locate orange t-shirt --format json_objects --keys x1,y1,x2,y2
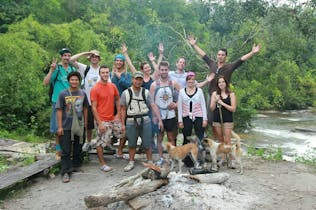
[{"x1": 90, "y1": 82, "x2": 119, "y2": 121}]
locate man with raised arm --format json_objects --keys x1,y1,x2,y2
[{"x1": 188, "y1": 35, "x2": 260, "y2": 126}]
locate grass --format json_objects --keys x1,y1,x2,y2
[
  {"x1": 294, "y1": 147, "x2": 316, "y2": 168},
  {"x1": 0, "y1": 154, "x2": 36, "y2": 173},
  {"x1": 247, "y1": 144, "x2": 316, "y2": 168},
  {"x1": 247, "y1": 145, "x2": 283, "y2": 161},
  {"x1": 0, "y1": 129, "x2": 49, "y2": 143}
]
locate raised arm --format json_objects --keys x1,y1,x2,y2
[
  {"x1": 43, "y1": 58, "x2": 57, "y2": 86},
  {"x1": 70, "y1": 51, "x2": 91, "y2": 62},
  {"x1": 122, "y1": 43, "x2": 137, "y2": 74},
  {"x1": 148, "y1": 52, "x2": 160, "y2": 80},
  {"x1": 188, "y1": 35, "x2": 207, "y2": 57},
  {"x1": 157, "y1": 43, "x2": 164, "y2": 65},
  {"x1": 240, "y1": 43, "x2": 261, "y2": 61},
  {"x1": 197, "y1": 73, "x2": 215, "y2": 88}
]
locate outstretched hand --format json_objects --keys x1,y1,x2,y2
[
  {"x1": 206, "y1": 73, "x2": 215, "y2": 82},
  {"x1": 252, "y1": 43, "x2": 261, "y2": 54},
  {"x1": 121, "y1": 43, "x2": 128, "y2": 54},
  {"x1": 188, "y1": 35, "x2": 197, "y2": 46},
  {"x1": 158, "y1": 43, "x2": 164, "y2": 54},
  {"x1": 148, "y1": 52, "x2": 155, "y2": 61}
]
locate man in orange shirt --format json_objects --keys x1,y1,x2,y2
[{"x1": 90, "y1": 65, "x2": 124, "y2": 172}]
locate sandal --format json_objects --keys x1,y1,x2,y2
[
  {"x1": 113, "y1": 154, "x2": 129, "y2": 160},
  {"x1": 100, "y1": 165, "x2": 112, "y2": 172},
  {"x1": 62, "y1": 173, "x2": 70, "y2": 183}
]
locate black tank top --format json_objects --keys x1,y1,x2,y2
[{"x1": 213, "y1": 95, "x2": 233, "y2": 123}]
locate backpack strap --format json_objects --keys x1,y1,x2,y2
[
  {"x1": 154, "y1": 79, "x2": 174, "y2": 102},
  {"x1": 127, "y1": 87, "x2": 133, "y2": 109},
  {"x1": 84, "y1": 65, "x2": 90, "y2": 78},
  {"x1": 52, "y1": 65, "x2": 61, "y2": 85}
]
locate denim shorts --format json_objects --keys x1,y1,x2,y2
[
  {"x1": 50, "y1": 103, "x2": 58, "y2": 134},
  {"x1": 126, "y1": 120, "x2": 152, "y2": 148}
]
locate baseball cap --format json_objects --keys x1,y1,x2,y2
[
  {"x1": 59, "y1": 48, "x2": 72, "y2": 55},
  {"x1": 133, "y1": 71, "x2": 144, "y2": 79}
]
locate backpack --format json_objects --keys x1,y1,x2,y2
[
  {"x1": 48, "y1": 64, "x2": 76, "y2": 102},
  {"x1": 127, "y1": 87, "x2": 147, "y2": 111},
  {"x1": 68, "y1": 88, "x2": 85, "y2": 143},
  {"x1": 153, "y1": 80, "x2": 178, "y2": 107},
  {"x1": 125, "y1": 87, "x2": 149, "y2": 133}
]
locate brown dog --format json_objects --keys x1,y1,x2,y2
[
  {"x1": 166, "y1": 142, "x2": 199, "y2": 173},
  {"x1": 202, "y1": 131, "x2": 243, "y2": 174}
]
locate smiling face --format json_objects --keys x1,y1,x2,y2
[
  {"x1": 99, "y1": 67, "x2": 110, "y2": 82},
  {"x1": 115, "y1": 58, "x2": 124, "y2": 69},
  {"x1": 69, "y1": 75, "x2": 80, "y2": 88},
  {"x1": 132, "y1": 77, "x2": 143, "y2": 89},
  {"x1": 159, "y1": 65, "x2": 169, "y2": 79},
  {"x1": 142, "y1": 63, "x2": 151, "y2": 75},
  {"x1": 217, "y1": 50, "x2": 227, "y2": 64},
  {"x1": 186, "y1": 75, "x2": 195, "y2": 88},
  {"x1": 90, "y1": 55, "x2": 100, "y2": 64},
  {"x1": 217, "y1": 77, "x2": 227, "y2": 90},
  {"x1": 176, "y1": 57, "x2": 186, "y2": 71},
  {"x1": 61, "y1": 53, "x2": 71, "y2": 65}
]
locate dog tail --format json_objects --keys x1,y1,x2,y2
[{"x1": 232, "y1": 130, "x2": 241, "y2": 149}]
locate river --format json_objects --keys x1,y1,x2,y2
[{"x1": 243, "y1": 109, "x2": 316, "y2": 161}]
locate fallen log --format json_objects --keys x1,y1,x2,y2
[
  {"x1": 184, "y1": 172, "x2": 230, "y2": 184},
  {"x1": 84, "y1": 179, "x2": 168, "y2": 208}
]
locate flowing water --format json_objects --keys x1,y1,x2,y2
[{"x1": 243, "y1": 109, "x2": 316, "y2": 160}]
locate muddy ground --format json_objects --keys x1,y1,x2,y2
[{"x1": 1, "y1": 153, "x2": 316, "y2": 210}]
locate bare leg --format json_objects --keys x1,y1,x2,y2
[
  {"x1": 166, "y1": 131, "x2": 175, "y2": 145},
  {"x1": 96, "y1": 146, "x2": 106, "y2": 166},
  {"x1": 128, "y1": 147, "x2": 136, "y2": 161},
  {"x1": 117, "y1": 137, "x2": 126, "y2": 156},
  {"x1": 157, "y1": 132, "x2": 164, "y2": 158},
  {"x1": 87, "y1": 129, "x2": 92, "y2": 143},
  {"x1": 145, "y1": 148, "x2": 152, "y2": 161}
]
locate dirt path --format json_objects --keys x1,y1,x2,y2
[{"x1": 1, "y1": 154, "x2": 315, "y2": 210}]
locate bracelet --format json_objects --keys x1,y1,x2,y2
[{"x1": 55, "y1": 144, "x2": 61, "y2": 151}]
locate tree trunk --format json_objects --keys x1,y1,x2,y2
[
  {"x1": 84, "y1": 179, "x2": 168, "y2": 208},
  {"x1": 184, "y1": 172, "x2": 230, "y2": 184}
]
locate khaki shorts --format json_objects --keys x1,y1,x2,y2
[
  {"x1": 212, "y1": 122, "x2": 234, "y2": 129},
  {"x1": 96, "y1": 121, "x2": 124, "y2": 147}
]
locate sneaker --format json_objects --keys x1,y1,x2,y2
[
  {"x1": 124, "y1": 161, "x2": 135, "y2": 172},
  {"x1": 156, "y1": 158, "x2": 164, "y2": 167},
  {"x1": 82, "y1": 142, "x2": 90, "y2": 152},
  {"x1": 100, "y1": 164, "x2": 113, "y2": 172},
  {"x1": 62, "y1": 173, "x2": 70, "y2": 183},
  {"x1": 147, "y1": 160, "x2": 154, "y2": 165}
]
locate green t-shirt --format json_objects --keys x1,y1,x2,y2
[{"x1": 50, "y1": 64, "x2": 76, "y2": 103}]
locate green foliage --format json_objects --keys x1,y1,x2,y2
[
  {"x1": 247, "y1": 145, "x2": 283, "y2": 161},
  {"x1": 0, "y1": 0, "x2": 315, "y2": 138},
  {"x1": 295, "y1": 147, "x2": 316, "y2": 168}
]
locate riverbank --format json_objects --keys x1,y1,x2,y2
[{"x1": 1, "y1": 154, "x2": 315, "y2": 210}]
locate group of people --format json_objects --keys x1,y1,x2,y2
[{"x1": 44, "y1": 36, "x2": 260, "y2": 183}]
